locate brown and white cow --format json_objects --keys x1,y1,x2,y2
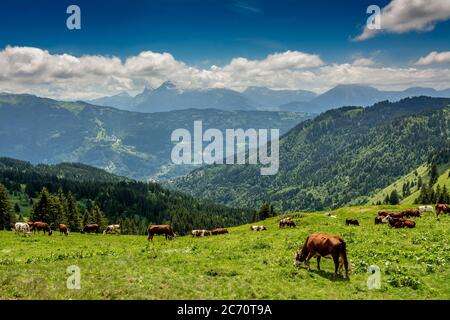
[
  {"x1": 294, "y1": 233, "x2": 349, "y2": 278},
  {"x1": 279, "y1": 218, "x2": 296, "y2": 228},
  {"x1": 14, "y1": 222, "x2": 31, "y2": 237},
  {"x1": 191, "y1": 229, "x2": 212, "y2": 237},
  {"x1": 211, "y1": 228, "x2": 229, "y2": 235},
  {"x1": 383, "y1": 216, "x2": 416, "y2": 228},
  {"x1": 103, "y1": 224, "x2": 121, "y2": 235},
  {"x1": 31, "y1": 222, "x2": 53, "y2": 236},
  {"x1": 435, "y1": 204, "x2": 450, "y2": 217},
  {"x1": 401, "y1": 209, "x2": 421, "y2": 218},
  {"x1": 250, "y1": 226, "x2": 267, "y2": 231},
  {"x1": 147, "y1": 225, "x2": 176, "y2": 240}
]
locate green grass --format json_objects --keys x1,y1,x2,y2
[
  {"x1": 368, "y1": 163, "x2": 450, "y2": 205},
  {"x1": 1, "y1": 205, "x2": 449, "y2": 300}
]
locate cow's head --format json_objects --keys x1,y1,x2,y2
[
  {"x1": 293, "y1": 250, "x2": 306, "y2": 267},
  {"x1": 48, "y1": 229, "x2": 53, "y2": 236}
]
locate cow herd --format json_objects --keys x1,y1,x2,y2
[{"x1": 9, "y1": 203, "x2": 449, "y2": 279}]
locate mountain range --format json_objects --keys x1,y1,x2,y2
[
  {"x1": 0, "y1": 94, "x2": 311, "y2": 180},
  {"x1": 173, "y1": 96, "x2": 450, "y2": 211},
  {"x1": 88, "y1": 82, "x2": 450, "y2": 114}
]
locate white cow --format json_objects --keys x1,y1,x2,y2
[
  {"x1": 250, "y1": 226, "x2": 267, "y2": 231},
  {"x1": 417, "y1": 205, "x2": 434, "y2": 213},
  {"x1": 14, "y1": 222, "x2": 31, "y2": 237},
  {"x1": 103, "y1": 224, "x2": 121, "y2": 235},
  {"x1": 191, "y1": 229, "x2": 212, "y2": 237}
]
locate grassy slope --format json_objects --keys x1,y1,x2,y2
[
  {"x1": 367, "y1": 163, "x2": 450, "y2": 205},
  {"x1": 1, "y1": 205, "x2": 449, "y2": 300}
]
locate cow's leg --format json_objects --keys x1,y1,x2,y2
[
  {"x1": 332, "y1": 254, "x2": 340, "y2": 277},
  {"x1": 305, "y1": 252, "x2": 315, "y2": 270},
  {"x1": 316, "y1": 256, "x2": 321, "y2": 271}
]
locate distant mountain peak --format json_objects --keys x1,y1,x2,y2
[{"x1": 157, "y1": 80, "x2": 177, "y2": 90}]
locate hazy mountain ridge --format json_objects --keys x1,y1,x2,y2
[
  {"x1": 0, "y1": 94, "x2": 311, "y2": 180},
  {"x1": 88, "y1": 83, "x2": 450, "y2": 114}
]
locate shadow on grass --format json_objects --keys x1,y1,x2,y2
[{"x1": 308, "y1": 269, "x2": 350, "y2": 282}]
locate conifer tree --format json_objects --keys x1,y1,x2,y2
[{"x1": 0, "y1": 183, "x2": 13, "y2": 230}]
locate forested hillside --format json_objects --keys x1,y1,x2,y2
[
  {"x1": 174, "y1": 97, "x2": 450, "y2": 211},
  {"x1": 0, "y1": 158, "x2": 253, "y2": 234},
  {"x1": 0, "y1": 94, "x2": 311, "y2": 180}
]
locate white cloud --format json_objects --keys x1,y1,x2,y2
[
  {"x1": 1, "y1": 46, "x2": 450, "y2": 99},
  {"x1": 415, "y1": 51, "x2": 450, "y2": 65},
  {"x1": 354, "y1": 0, "x2": 450, "y2": 41},
  {"x1": 352, "y1": 58, "x2": 375, "y2": 67}
]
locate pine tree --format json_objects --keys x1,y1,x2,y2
[
  {"x1": 91, "y1": 205, "x2": 107, "y2": 229},
  {"x1": 389, "y1": 190, "x2": 400, "y2": 205},
  {"x1": 14, "y1": 203, "x2": 21, "y2": 215},
  {"x1": 82, "y1": 209, "x2": 92, "y2": 226},
  {"x1": 429, "y1": 164, "x2": 439, "y2": 187},
  {"x1": 258, "y1": 203, "x2": 271, "y2": 220},
  {"x1": 418, "y1": 176, "x2": 423, "y2": 189},
  {"x1": 66, "y1": 192, "x2": 81, "y2": 231},
  {"x1": 0, "y1": 183, "x2": 13, "y2": 230},
  {"x1": 383, "y1": 194, "x2": 390, "y2": 205},
  {"x1": 31, "y1": 187, "x2": 52, "y2": 223}
]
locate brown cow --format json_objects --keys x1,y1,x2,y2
[
  {"x1": 147, "y1": 225, "x2": 176, "y2": 240},
  {"x1": 31, "y1": 222, "x2": 53, "y2": 236},
  {"x1": 345, "y1": 219, "x2": 359, "y2": 226},
  {"x1": 384, "y1": 216, "x2": 416, "y2": 228},
  {"x1": 211, "y1": 228, "x2": 229, "y2": 235},
  {"x1": 81, "y1": 224, "x2": 100, "y2": 234},
  {"x1": 294, "y1": 233, "x2": 348, "y2": 278},
  {"x1": 435, "y1": 204, "x2": 450, "y2": 217},
  {"x1": 374, "y1": 216, "x2": 384, "y2": 225},
  {"x1": 401, "y1": 209, "x2": 421, "y2": 218},
  {"x1": 58, "y1": 224, "x2": 69, "y2": 236}
]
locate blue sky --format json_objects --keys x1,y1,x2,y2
[
  {"x1": 1, "y1": 0, "x2": 448, "y2": 65},
  {"x1": 1, "y1": 0, "x2": 450, "y2": 99}
]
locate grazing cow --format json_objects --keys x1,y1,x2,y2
[
  {"x1": 211, "y1": 228, "x2": 229, "y2": 235},
  {"x1": 250, "y1": 226, "x2": 267, "y2": 231},
  {"x1": 103, "y1": 224, "x2": 121, "y2": 235},
  {"x1": 81, "y1": 224, "x2": 100, "y2": 234},
  {"x1": 384, "y1": 216, "x2": 416, "y2": 228},
  {"x1": 279, "y1": 218, "x2": 296, "y2": 228},
  {"x1": 58, "y1": 224, "x2": 69, "y2": 236},
  {"x1": 401, "y1": 209, "x2": 421, "y2": 218},
  {"x1": 147, "y1": 225, "x2": 176, "y2": 241},
  {"x1": 435, "y1": 204, "x2": 450, "y2": 217},
  {"x1": 377, "y1": 210, "x2": 394, "y2": 217},
  {"x1": 31, "y1": 222, "x2": 53, "y2": 235},
  {"x1": 345, "y1": 219, "x2": 359, "y2": 226},
  {"x1": 191, "y1": 229, "x2": 212, "y2": 237},
  {"x1": 294, "y1": 233, "x2": 349, "y2": 278},
  {"x1": 417, "y1": 205, "x2": 433, "y2": 213},
  {"x1": 14, "y1": 222, "x2": 31, "y2": 237}
]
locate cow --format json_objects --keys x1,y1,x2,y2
[
  {"x1": 294, "y1": 233, "x2": 349, "y2": 278},
  {"x1": 58, "y1": 224, "x2": 69, "y2": 236},
  {"x1": 279, "y1": 218, "x2": 296, "y2": 228},
  {"x1": 345, "y1": 219, "x2": 359, "y2": 226},
  {"x1": 435, "y1": 204, "x2": 450, "y2": 217},
  {"x1": 81, "y1": 224, "x2": 100, "y2": 234},
  {"x1": 401, "y1": 209, "x2": 421, "y2": 218},
  {"x1": 378, "y1": 210, "x2": 394, "y2": 217},
  {"x1": 211, "y1": 228, "x2": 229, "y2": 235},
  {"x1": 103, "y1": 224, "x2": 121, "y2": 235},
  {"x1": 383, "y1": 216, "x2": 416, "y2": 228},
  {"x1": 31, "y1": 222, "x2": 53, "y2": 235},
  {"x1": 417, "y1": 205, "x2": 433, "y2": 213},
  {"x1": 324, "y1": 212, "x2": 337, "y2": 218},
  {"x1": 250, "y1": 226, "x2": 267, "y2": 231},
  {"x1": 191, "y1": 229, "x2": 212, "y2": 237},
  {"x1": 14, "y1": 222, "x2": 31, "y2": 237},
  {"x1": 147, "y1": 225, "x2": 176, "y2": 241}
]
